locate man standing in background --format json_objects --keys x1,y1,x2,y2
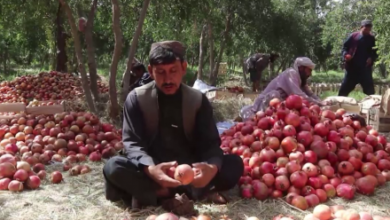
[
  {"x1": 338, "y1": 19, "x2": 378, "y2": 96},
  {"x1": 245, "y1": 53, "x2": 279, "y2": 92}
]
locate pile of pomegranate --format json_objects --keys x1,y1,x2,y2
[
  {"x1": 220, "y1": 95, "x2": 390, "y2": 210},
  {"x1": 0, "y1": 111, "x2": 123, "y2": 191},
  {"x1": 144, "y1": 213, "x2": 254, "y2": 220},
  {"x1": 275, "y1": 204, "x2": 390, "y2": 220},
  {"x1": 0, "y1": 71, "x2": 108, "y2": 104}
]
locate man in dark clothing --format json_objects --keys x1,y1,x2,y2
[
  {"x1": 246, "y1": 53, "x2": 279, "y2": 92},
  {"x1": 103, "y1": 40, "x2": 243, "y2": 212},
  {"x1": 338, "y1": 19, "x2": 378, "y2": 96},
  {"x1": 128, "y1": 63, "x2": 153, "y2": 92}
]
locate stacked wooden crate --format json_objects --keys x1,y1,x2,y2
[{"x1": 0, "y1": 100, "x2": 65, "y2": 118}]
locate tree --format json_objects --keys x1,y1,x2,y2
[
  {"x1": 197, "y1": 24, "x2": 207, "y2": 80},
  {"x1": 84, "y1": 0, "x2": 100, "y2": 102},
  {"x1": 59, "y1": 0, "x2": 96, "y2": 113},
  {"x1": 120, "y1": 0, "x2": 151, "y2": 103},
  {"x1": 55, "y1": 3, "x2": 69, "y2": 72},
  {"x1": 108, "y1": 0, "x2": 122, "y2": 120}
]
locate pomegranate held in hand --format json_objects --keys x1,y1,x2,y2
[{"x1": 174, "y1": 164, "x2": 194, "y2": 185}]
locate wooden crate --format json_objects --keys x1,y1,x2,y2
[
  {"x1": 218, "y1": 63, "x2": 228, "y2": 75},
  {"x1": 26, "y1": 100, "x2": 65, "y2": 115},
  {"x1": 367, "y1": 107, "x2": 390, "y2": 132},
  {"x1": 340, "y1": 103, "x2": 360, "y2": 114},
  {"x1": 206, "y1": 90, "x2": 237, "y2": 100},
  {"x1": 321, "y1": 104, "x2": 340, "y2": 112},
  {"x1": 242, "y1": 93, "x2": 259, "y2": 100},
  {"x1": 0, "y1": 103, "x2": 26, "y2": 113}
]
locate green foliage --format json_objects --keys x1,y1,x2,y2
[{"x1": 0, "y1": 0, "x2": 390, "y2": 82}]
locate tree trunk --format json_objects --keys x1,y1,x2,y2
[
  {"x1": 59, "y1": 0, "x2": 96, "y2": 113},
  {"x1": 210, "y1": 10, "x2": 233, "y2": 86},
  {"x1": 3, "y1": 48, "x2": 7, "y2": 75},
  {"x1": 109, "y1": 0, "x2": 123, "y2": 119},
  {"x1": 84, "y1": 0, "x2": 100, "y2": 102},
  {"x1": 197, "y1": 25, "x2": 207, "y2": 80},
  {"x1": 120, "y1": 0, "x2": 151, "y2": 103},
  {"x1": 55, "y1": 3, "x2": 68, "y2": 73},
  {"x1": 208, "y1": 22, "x2": 214, "y2": 81},
  {"x1": 241, "y1": 55, "x2": 249, "y2": 86}
]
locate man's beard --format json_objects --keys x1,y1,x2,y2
[{"x1": 299, "y1": 70, "x2": 308, "y2": 87}]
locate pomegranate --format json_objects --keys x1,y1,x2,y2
[
  {"x1": 286, "y1": 95, "x2": 303, "y2": 110},
  {"x1": 290, "y1": 171, "x2": 308, "y2": 188},
  {"x1": 377, "y1": 159, "x2": 390, "y2": 171},
  {"x1": 0, "y1": 178, "x2": 11, "y2": 190},
  {"x1": 252, "y1": 181, "x2": 269, "y2": 200},
  {"x1": 310, "y1": 140, "x2": 329, "y2": 159},
  {"x1": 361, "y1": 162, "x2": 378, "y2": 176},
  {"x1": 286, "y1": 161, "x2": 301, "y2": 174},
  {"x1": 261, "y1": 173, "x2": 275, "y2": 187},
  {"x1": 174, "y1": 164, "x2": 194, "y2": 185},
  {"x1": 302, "y1": 163, "x2": 318, "y2": 177},
  {"x1": 338, "y1": 162, "x2": 354, "y2": 175},
  {"x1": 323, "y1": 184, "x2": 336, "y2": 198},
  {"x1": 304, "y1": 150, "x2": 318, "y2": 164},
  {"x1": 13, "y1": 169, "x2": 28, "y2": 182},
  {"x1": 281, "y1": 137, "x2": 297, "y2": 154},
  {"x1": 26, "y1": 175, "x2": 41, "y2": 189},
  {"x1": 50, "y1": 171, "x2": 63, "y2": 184},
  {"x1": 291, "y1": 195, "x2": 308, "y2": 210},
  {"x1": 8, "y1": 180, "x2": 23, "y2": 192},
  {"x1": 321, "y1": 166, "x2": 334, "y2": 178},
  {"x1": 313, "y1": 205, "x2": 331, "y2": 220},
  {"x1": 259, "y1": 147, "x2": 276, "y2": 162},
  {"x1": 0, "y1": 162, "x2": 16, "y2": 178},
  {"x1": 308, "y1": 176, "x2": 322, "y2": 189},
  {"x1": 327, "y1": 130, "x2": 340, "y2": 144},
  {"x1": 275, "y1": 175, "x2": 290, "y2": 192},
  {"x1": 336, "y1": 183, "x2": 355, "y2": 200},
  {"x1": 355, "y1": 175, "x2": 377, "y2": 195},
  {"x1": 297, "y1": 131, "x2": 313, "y2": 147},
  {"x1": 285, "y1": 112, "x2": 301, "y2": 128},
  {"x1": 155, "y1": 213, "x2": 179, "y2": 220},
  {"x1": 305, "y1": 194, "x2": 320, "y2": 207},
  {"x1": 241, "y1": 184, "x2": 253, "y2": 198}
]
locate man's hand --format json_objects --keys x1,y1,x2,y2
[
  {"x1": 367, "y1": 58, "x2": 372, "y2": 66},
  {"x1": 191, "y1": 163, "x2": 218, "y2": 188},
  {"x1": 144, "y1": 162, "x2": 182, "y2": 188},
  {"x1": 345, "y1": 54, "x2": 352, "y2": 61}
]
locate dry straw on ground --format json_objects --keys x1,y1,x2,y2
[{"x1": 1, "y1": 160, "x2": 390, "y2": 220}]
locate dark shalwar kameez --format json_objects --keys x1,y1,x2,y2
[
  {"x1": 103, "y1": 87, "x2": 243, "y2": 206},
  {"x1": 338, "y1": 32, "x2": 378, "y2": 96}
]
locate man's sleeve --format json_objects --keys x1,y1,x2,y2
[
  {"x1": 194, "y1": 95, "x2": 223, "y2": 170},
  {"x1": 302, "y1": 85, "x2": 321, "y2": 101},
  {"x1": 122, "y1": 91, "x2": 155, "y2": 168},
  {"x1": 282, "y1": 71, "x2": 322, "y2": 105},
  {"x1": 341, "y1": 34, "x2": 353, "y2": 59},
  {"x1": 256, "y1": 54, "x2": 270, "y2": 72}
]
